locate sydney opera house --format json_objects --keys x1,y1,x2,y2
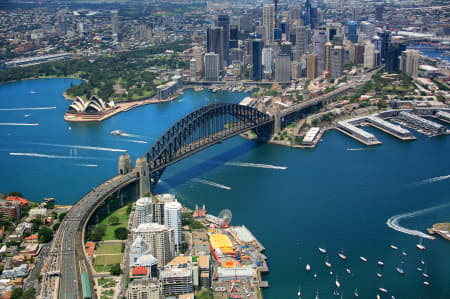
[{"x1": 67, "y1": 95, "x2": 116, "y2": 117}]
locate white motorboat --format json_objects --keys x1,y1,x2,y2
[{"x1": 360, "y1": 256, "x2": 367, "y2": 262}]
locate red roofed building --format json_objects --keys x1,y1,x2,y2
[
  {"x1": 194, "y1": 204, "x2": 206, "y2": 218},
  {"x1": 5, "y1": 196, "x2": 29, "y2": 206},
  {"x1": 130, "y1": 266, "x2": 148, "y2": 279},
  {"x1": 24, "y1": 234, "x2": 38, "y2": 243},
  {"x1": 85, "y1": 242, "x2": 96, "y2": 257}
]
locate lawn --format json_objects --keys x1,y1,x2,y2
[
  {"x1": 95, "y1": 243, "x2": 122, "y2": 255},
  {"x1": 94, "y1": 254, "x2": 122, "y2": 272},
  {"x1": 99, "y1": 205, "x2": 130, "y2": 240}
]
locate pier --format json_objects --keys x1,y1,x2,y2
[
  {"x1": 336, "y1": 120, "x2": 381, "y2": 146},
  {"x1": 365, "y1": 116, "x2": 416, "y2": 140}
]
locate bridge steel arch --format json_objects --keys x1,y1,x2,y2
[{"x1": 145, "y1": 103, "x2": 273, "y2": 190}]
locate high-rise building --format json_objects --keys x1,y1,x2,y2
[
  {"x1": 347, "y1": 21, "x2": 358, "y2": 43},
  {"x1": 217, "y1": 14, "x2": 230, "y2": 66},
  {"x1": 111, "y1": 10, "x2": 119, "y2": 41},
  {"x1": 353, "y1": 43, "x2": 365, "y2": 65},
  {"x1": 135, "y1": 197, "x2": 153, "y2": 227},
  {"x1": 204, "y1": 53, "x2": 220, "y2": 81},
  {"x1": 291, "y1": 61, "x2": 302, "y2": 79},
  {"x1": 230, "y1": 48, "x2": 244, "y2": 64},
  {"x1": 280, "y1": 41, "x2": 293, "y2": 57},
  {"x1": 330, "y1": 46, "x2": 344, "y2": 78},
  {"x1": 241, "y1": 12, "x2": 253, "y2": 32},
  {"x1": 207, "y1": 26, "x2": 224, "y2": 70},
  {"x1": 262, "y1": 47, "x2": 274, "y2": 73},
  {"x1": 294, "y1": 26, "x2": 308, "y2": 60},
  {"x1": 263, "y1": 4, "x2": 275, "y2": 44},
  {"x1": 307, "y1": 54, "x2": 318, "y2": 80},
  {"x1": 164, "y1": 201, "x2": 182, "y2": 250},
  {"x1": 275, "y1": 54, "x2": 291, "y2": 82},
  {"x1": 133, "y1": 223, "x2": 175, "y2": 267},
  {"x1": 229, "y1": 25, "x2": 238, "y2": 49},
  {"x1": 385, "y1": 42, "x2": 406, "y2": 72},
  {"x1": 360, "y1": 21, "x2": 375, "y2": 40},
  {"x1": 352, "y1": 7, "x2": 361, "y2": 23},
  {"x1": 364, "y1": 42, "x2": 375, "y2": 69},
  {"x1": 326, "y1": 23, "x2": 340, "y2": 43},
  {"x1": 400, "y1": 50, "x2": 420, "y2": 78},
  {"x1": 189, "y1": 58, "x2": 197, "y2": 80},
  {"x1": 252, "y1": 39, "x2": 263, "y2": 81},
  {"x1": 127, "y1": 278, "x2": 162, "y2": 299},
  {"x1": 151, "y1": 194, "x2": 177, "y2": 225},
  {"x1": 375, "y1": 6, "x2": 384, "y2": 22},
  {"x1": 160, "y1": 257, "x2": 194, "y2": 296},
  {"x1": 313, "y1": 29, "x2": 327, "y2": 75},
  {"x1": 138, "y1": 24, "x2": 152, "y2": 42},
  {"x1": 324, "y1": 42, "x2": 332, "y2": 72}
]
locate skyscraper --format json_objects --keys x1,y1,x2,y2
[
  {"x1": 385, "y1": 42, "x2": 406, "y2": 72},
  {"x1": 275, "y1": 54, "x2": 291, "y2": 82},
  {"x1": 111, "y1": 10, "x2": 119, "y2": 41},
  {"x1": 217, "y1": 14, "x2": 230, "y2": 66},
  {"x1": 204, "y1": 53, "x2": 220, "y2": 81},
  {"x1": 133, "y1": 223, "x2": 175, "y2": 267},
  {"x1": 263, "y1": 4, "x2": 275, "y2": 44},
  {"x1": 262, "y1": 47, "x2": 274, "y2": 73},
  {"x1": 207, "y1": 26, "x2": 224, "y2": 70},
  {"x1": 330, "y1": 46, "x2": 344, "y2": 78},
  {"x1": 252, "y1": 39, "x2": 263, "y2": 81},
  {"x1": 307, "y1": 54, "x2": 318, "y2": 80},
  {"x1": 375, "y1": 6, "x2": 384, "y2": 22},
  {"x1": 347, "y1": 21, "x2": 358, "y2": 43},
  {"x1": 229, "y1": 25, "x2": 238, "y2": 49},
  {"x1": 164, "y1": 201, "x2": 182, "y2": 251},
  {"x1": 294, "y1": 26, "x2": 308, "y2": 60},
  {"x1": 241, "y1": 12, "x2": 253, "y2": 32},
  {"x1": 364, "y1": 42, "x2": 375, "y2": 69},
  {"x1": 324, "y1": 41, "x2": 332, "y2": 72},
  {"x1": 135, "y1": 197, "x2": 153, "y2": 227},
  {"x1": 400, "y1": 50, "x2": 420, "y2": 78},
  {"x1": 313, "y1": 29, "x2": 327, "y2": 75}
]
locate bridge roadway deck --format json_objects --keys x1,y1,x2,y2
[{"x1": 40, "y1": 172, "x2": 138, "y2": 299}]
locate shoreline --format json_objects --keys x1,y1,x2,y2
[{"x1": 0, "y1": 75, "x2": 86, "y2": 86}]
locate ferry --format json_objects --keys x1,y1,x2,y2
[
  {"x1": 424, "y1": 281, "x2": 430, "y2": 286},
  {"x1": 378, "y1": 261, "x2": 384, "y2": 267},
  {"x1": 111, "y1": 130, "x2": 123, "y2": 136},
  {"x1": 319, "y1": 247, "x2": 327, "y2": 254},
  {"x1": 360, "y1": 256, "x2": 368, "y2": 262},
  {"x1": 306, "y1": 264, "x2": 311, "y2": 272},
  {"x1": 390, "y1": 244, "x2": 399, "y2": 250},
  {"x1": 396, "y1": 267, "x2": 405, "y2": 274},
  {"x1": 379, "y1": 288, "x2": 388, "y2": 293}
]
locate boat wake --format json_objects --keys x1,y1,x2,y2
[
  {"x1": 346, "y1": 148, "x2": 365, "y2": 151},
  {"x1": 124, "y1": 139, "x2": 148, "y2": 144},
  {"x1": 386, "y1": 203, "x2": 450, "y2": 240},
  {"x1": 413, "y1": 174, "x2": 450, "y2": 186},
  {"x1": 225, "y1": 162, "x2": 288, "y2": 170},
  {"x1": 34, "y1": 142, "x2": 127, "y2": 153},
  {"x1": 9, "y1": 152, "x2": 95, "y2": 160},
  {"x1": 0, "y1": 123, "x2": 39, "y2": 126},
  {"x1": 0, "y1": 107, "x2": 56, "y2": 111},
  {"x1": 77, "y1": 164, "x2": 98, "y2": 167},
  {"x1": 121, "y1": 133, "x2": 146, "y2": 138},
  {"x1": 192, "y1": 178, "x2": 231, "y2": 190}
]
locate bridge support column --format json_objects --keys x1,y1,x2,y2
[
  {"x1": 119, "y1": 191, "x2": 124, "y2": 207},
  {"x1": 273, "y1": 105, "x2": 281, "y2": 135},
  {"x1": 106, "y1": 202, "x2": 110, "y2": 215},
  {"x1": 136, "y1": 157, "x2": 151, "y2": 198},
  {"x1": 96, "y1": 215, "x2": 99, "y2": 224}
]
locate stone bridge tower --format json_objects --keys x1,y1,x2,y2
[
  {"x1": 136, "y1": 156, "x2": 151, "y2": 197},
  {"x1": 118, "y1": 153, "x2": 132, "y2": 175}
]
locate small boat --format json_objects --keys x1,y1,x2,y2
[
  {"x1": 338, "y1": 253, "x2": 347, "y2": 260},
  {"x1": 68, "y1": 126, "x2": 72, "y2": 131},
  {"x1": 360, "y1": 256, "x2": 367, "y2": 262},
  {"x1": 402, "y1": 251, "x2": 407, "y2": 256},
  {"x1": 377, "y1": 273, "x2": 383, "y2": 278},
  {"x1": 306, "y1": 264, "x2": 311, "y2": 272},
  {"x1": 396, "y1": 267, "x2": 405, "y2": 274},
  {"x1": 379, "y1": 288, "x2": 388, "y2": 293},
  {"x1": 111, "y1": 130, "x2": 123, "y2": 136},
  {"x1": 325, "y1": 261, "x2": 331, "y2": 268},
  {"x1": 315, "y1": 289, "x2": 319, "y2": 299},
  {"x1": 24, "y1": 114, "x2": 30, "y2": 118},
  {"x1": 297, "y1": 287, "x2": 301, "y2": 297},
  {"x1": 29, "y1": 89, "x2": 37, "y2": 94},
  {"x1": 416, "y1": 238, "x2": 426, "y2": 250},
  {"x1": 319, "y1": 247, "x2": 327, "y2": 254},
  {"x1": 422, "y1": 271, "x2": 429, "y2": 278},
  {"x1": 333, "y1": 290, "x2": 340, "y2": 296},
  {"x1": 335, "y1": 276, "x2": 341, "y2": 288},
  {"x1": 390, "y1": 244, "x2": 399, "y2": 250},
  {"x1": 313, "y1": 273, "x2": 317, "y2": 278},
  {"x1": 378, "y1": 261, "x2": 384, "y2": 267},
  {"x1": 421, "y1": 260, "x2": 425, "y2": 265},
  {"x1": 424, "y1": 281, "x2": 430, "y2": 286},
  {"x1": 354, "y1": 288, "x2": 359, "y2": 297},
  {"x1": 346, "y1": 268, "x2": 351, "y2": 275},
  {"x1": 178, "y1": 99, "x2": 184, "y2": 102},
  {"x1": 330, "y1": 271, "x2": 333, "y2": 275},
  {"x1": 377, "y1": 295, "x2": 381, "y2": 299}
]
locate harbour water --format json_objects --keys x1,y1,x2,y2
[{"x1": 0, "y1": 78, "x2": 449, "y2": 298}]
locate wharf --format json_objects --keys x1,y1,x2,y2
[
  {"x1": 365, "y1": 122, "x2": 416, "y2": 141},
  {"x1": 431, "y1": 223, "x2": 450, "y2": 241},
  {"x1": 335, "y1": 127, "x2": 382, "y2": 146}
]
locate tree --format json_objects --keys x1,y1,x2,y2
[
  {"x1": 22, "y1": 288, "x2": 35, "y2": 298},
  {"x1": 11, "y1": 288, "x2": 23, "y2": 299},
  {"x1": 110, "y1": 263, "x2": 121, "y2": 275},
  {"x1": 114, "y1": 227, "x2": 129, "y2": 240},
  {"x1": 58, "y1": 212, "x2": 67, "y2": 222},
  {"x1": 38, "y1": 227, "x2": 53, "y2": 243},
  {"x1": 108, "y1": 215, "x2": 120, "y2": 225},
  {"x1": 8, "y1": 191, "x2": 23, "y2": 197}
]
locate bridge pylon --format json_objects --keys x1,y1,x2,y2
[{"x1": 136, "y1": 156, "x2": 151, "y2": 197}]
